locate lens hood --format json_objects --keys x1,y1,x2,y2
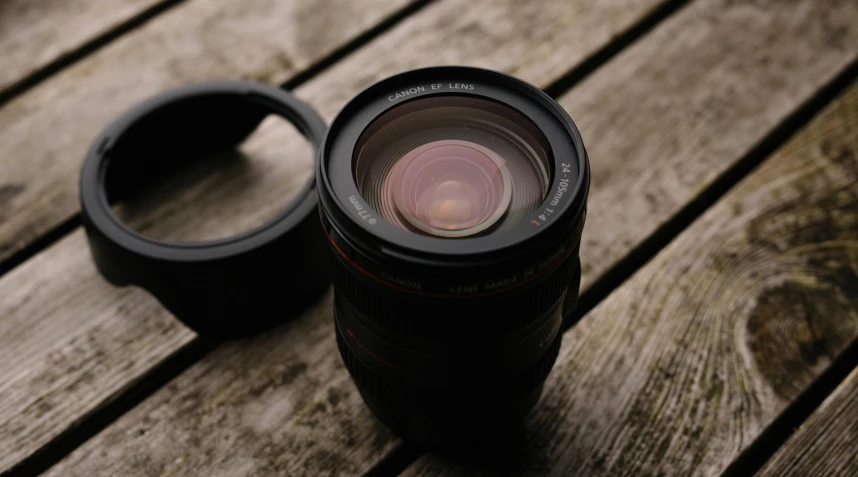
[{"x1": 80, "y1": 81, "x2": 329, "y2": 338}]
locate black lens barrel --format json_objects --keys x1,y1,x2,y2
[
  {"x1": 318, "y1": 66, "x2": 589, "y2": 444},
  {"x1": 325, "y1": 217, "x2": 583, "y2": 339}
]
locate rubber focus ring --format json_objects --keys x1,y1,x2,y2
[
  {"x1": 328, "y1": 244, "x2": 580, "y2": 338},
  {"x1": 335, "y1": 318, "x2": 563, "y2": 409},
  {"x1": 80, "y1": 81, "x2": 330, "y2": 338}
]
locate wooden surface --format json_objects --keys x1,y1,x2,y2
[
  {"x1": 407, "y1": 46, "x2": 858, "y2": 477},
  {"x1": 758, "y1": 365, "x2": 858, "y2": 477},
  {"x1": 0, "y1": 0, "x2": 417, "y2": 471},
  {"x1": 21, "y1": 0, "x2": 681, "y2": 474},
  {"x1": 0, "y1": 0, "x2": 170, "y2": 95},
  {"x1": 1, "y1": 0, "x2": 858, "y2": 475},
  {"x1": 549, "y1": 0, "x2": 858, "y2": 291},
  {"x1": 115, "y1": 0, "x2": 675, "y2": 244},
  {"x1": 39, "y1": 0, "x2": 858, "y2": 475},
  {"x1": 0, "y1": 0, "x2": 414, "y2": 264},
  {"x1": 0, "y1": 0, "x2": 675, "y2": 472}
]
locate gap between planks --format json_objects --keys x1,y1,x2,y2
[
  {"x1": 0, "y1": 0, "x2": 187, "y2": 107},
  {"x1": 0, "y1": 0, "x2": 692, "y2": 475},
  {"x1": 406, "y1": 49, "x2": 858, "y2": 477},
  {"x1": 33, "y1": 0, "x2": 858, "y2": 476},
  {"x1": 0, "y1": 0, "x2": 430, "y2": 474},
  {"x1": 401, "y1": 49, "x2": 858, "y2": 477},
  {"x1": 756, "y1": 342, "x2": 858, "y2": 477},
  {"x1": 0, "y1": 0, "x2": 437, "y2": 281},
  {"x1": 711, "y1": 67, "x2": 858, "y2": 477},
  {"x1": 734, "y1": 336, "x2": 858, "y2": 477}
]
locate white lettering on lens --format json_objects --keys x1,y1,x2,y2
[
  {"x1": 448, "y1": 83, "x2": 475, "y2": 90},
  {"x1": 484, "y1": 276, "x2": 517, "y2": 291},
  {"x1": 450, "y1": 284, "x2": 480, "y2": 294},
  {"x1": 537, "y1": 245, "x2": 566, "y2": 270},
  {"x1": 381, "y1": 271, "x2": 422, "y2": 290},
  {"x1": 388, "y1": 85, "x2": 426, "y2": 101},
  {"x1": 349, "y1": 195, "x2": 377, "y2": 225},
  {"x1": 550, "y1": 178, "x2": 569, "y2": 206}
]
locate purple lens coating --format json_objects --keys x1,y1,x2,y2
[
  {"x1": 383, "y1": 140, "x2": 512, "y2": 237},
  {"x1": 354, "y1": 96, "x2": 551, "y2": 238}
]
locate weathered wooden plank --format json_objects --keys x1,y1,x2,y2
[
  {"x1": 406, "y1": 34, "x2": 858, "y2": 477},
  {"x1": 0, "y1": 0, "x2": 416, "y2": 265},
  {"x1": 0, "y1": 0, "x2": 171, "y2": 96},
  {"x1": 42, "y1": 0, "x2": 858, "y2": 476},
  {"x1": 567, "y1": 0, "x2": 858, "y2": 292},
  {"x1": 0, "y1": 0, "x2": 421, "y2": 471},
  {"x1": 757, "y1": 364, "x2": 858, "y2": 477},
  {"x1": 3, "y1": 0, "x2": 684, "y2": 475}
]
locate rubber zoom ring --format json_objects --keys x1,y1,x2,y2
[
  {"x1": 335, "y1": 319, "x2": 563, "y2": 408},
  {"x1": 329, "y1": 245, "x2": 580, "y2": 338}
]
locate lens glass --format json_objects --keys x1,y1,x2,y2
[{"x1": 354, "y1": 96, "x2": 551, "y2": 238}]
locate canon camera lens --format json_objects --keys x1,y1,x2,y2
[{"x1": 318, "y1": 66, "x2": 589, "y2": 444}]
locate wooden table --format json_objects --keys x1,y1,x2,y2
[{"x1": 1, "y1": 0, "x2": 857, "y2": 475}]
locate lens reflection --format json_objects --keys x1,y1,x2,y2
[
  {"x1": 383, "y1": 140, "x2": 512, "y2": 237},
  {"x1": 354, "y1": 96, "x2": 551, "y2": 238}
]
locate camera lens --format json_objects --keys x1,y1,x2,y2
[
  {"x1": 354, "y1": 96, "x2": 552, "y2": 238},
  {"x1": 318, "y1": 67, "x2": 589, "y2": 445}
]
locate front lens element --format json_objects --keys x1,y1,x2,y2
[
  {"x1": 354, "y1": 96, "x2": 551, "y2": 237},
  {"x1": 384, "y1": 139, "x2": 512, "y2": 237}
]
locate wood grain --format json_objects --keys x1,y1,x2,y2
[
  {"x1": 0, "y1": 0, "x2": 419, "y2": 471},
  {"x1": 40, "y1": 0, "x2": 858, "y2": 476},
  {"x1": 0, "y1": 0, "x2": 414, "y2": 264},
  {"x1": 406, "y1": 35, "x2": 858, "y2": 477},
  {"x1": 757, "y1": 364, "x2": 858, "y2": 477},
  {"x1": 565, "y1": 0, "x2": 858, "y2": 292},
  {"x1": 0, "y1": 0, "x2": 170, "y2": 96},
  {"x1": 7, "y1": 0, "x2": 686, "y2": 475}
]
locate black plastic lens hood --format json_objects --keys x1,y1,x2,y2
[{"x1": 80, "y1": 81, "x2": 330, "y2": 338}]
